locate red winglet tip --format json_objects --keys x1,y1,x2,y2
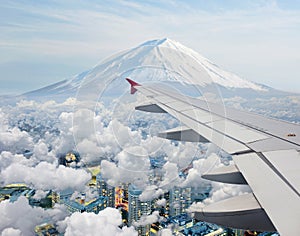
[
  {"x1": 126, "y1": 78, "x2": 140, "y2": 94},
  {"x1": 126, "y1": 78, "x2": 141, "y2": 86}
]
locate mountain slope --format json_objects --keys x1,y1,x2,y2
[{"x1": 23, "y1": 38, "x2": 268, "y2": 100}]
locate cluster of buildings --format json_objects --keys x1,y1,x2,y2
[
  {"x1": 0, "y1": 184, "x2": 53, "y2": 208},
  {"x1": 0, "y1": 153, "x2": 280, "y2": 236}
]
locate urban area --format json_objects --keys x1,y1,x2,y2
[{"x1": 0, "y1": 151, "x2": 280, "y2": 236}]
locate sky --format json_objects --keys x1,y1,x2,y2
[{"x1": 0, "y1": 0, "x2": 300, "y2": 94}]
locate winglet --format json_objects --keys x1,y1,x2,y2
[{"x1": 126, "y1": 78, "x2": 141, "y2": 94}]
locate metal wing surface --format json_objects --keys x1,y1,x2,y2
[{"x1": 126, "y1": 78, "x2": 300, "y2": 235}]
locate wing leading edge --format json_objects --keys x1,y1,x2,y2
[{"x1": 126, "y1": 78, "x2": 300, "y2": 235}]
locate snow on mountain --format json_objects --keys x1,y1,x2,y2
[
  {"x1": 24, "y1": 38, "x2": 266, "y2": 100},
  {"x1": 139, "y1": 38, "x2": 264, "y2": 90}
]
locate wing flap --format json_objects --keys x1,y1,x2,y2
[
  {"x1": 262, "y1": 149, "x2": 300, "y2": 194},
  {"x1": 158, "y1": 126, "x2": 209, "y2": 143},
  {"x1": 202, "y1": 164, "x2": 247, "y2": 185},
  {"x1": 247, "y1": 137, "x2": 300, "y2": 152},
  {"x1": 194, "y1": 193, "x2": 276, "y2": 232},
  {"x1": 233, "y1": 152, "x2": 300, "y2": 235},
  {"x1": 135, "y1": 103, "x2": 167, "y2": 113}
]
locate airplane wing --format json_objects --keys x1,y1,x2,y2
[{"x1": 126, "y1": 78, "x2": 300, "y2": 235}]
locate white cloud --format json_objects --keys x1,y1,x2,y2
[
  {"x1": 133, "y1": 211, "x2": 161, "y2": 227},
  {"x1": 180, "y1": 153, "x2": 220, "y2": 188},
  {"x1": 72, "y1": 109, "x2": 95, "y2": 142},
  {"x1": 156, "y1": 198, "x2": 166, "y2": 207},
  {"x1": 165, "y1": 142, "x2": 199, "y2": 169},
  {"x1": 0, "y1": 127, "x2": 33, "y2": 153},
  {"x1": 159, "y1": 162, "x2": 181, "y2": 190},
  {"x1": 32, "y1": 189, "x2": 48, "y2": 200},
  {"x1": 107, "y1": 119, "x2": 141, "y2": 151},
  {"x1": 59, "y1": 208, "x2": 137, "y2": 236},
  {"x1": 1, "y1": 162, "x2": 91, "y2": 192},
  {"x1": 100, "y1": 146, "x2": 150, "y2": 188},
  {"x1": 203, "y1": 182, "x2": 251, "y2": 205},
  {"x1": 76, "y1": 139, "x2": 102, "y2": 163},
  {"x1": 1, "y1": 228, "x2": 22, "y2": 236},
  {"x1": 187, "y1": 201, "x2": 205, "y2": 213},
  {"x1": 159, "y1": 228, "x2": 173, "y2": 236},
  {"x1": 0, "y1": 151, "x2": 30, "y2": 172},
  {"x1": 0, "y1": 197, "x2": 65, "y2": 236},
  {"x1": 32, "y1": 140, "x2": 56, "y2": 163},
  {"x1": 139, "y1": 185, "x2": 164, "y2": 202}
]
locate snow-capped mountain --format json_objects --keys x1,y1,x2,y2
[{"x1": 23, "y1": 38, "x2": 270, "y2": 100}]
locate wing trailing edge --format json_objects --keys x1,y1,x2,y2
[
  {"x1": 135, "y1": 103, "x2": 166, "y2": 113},
  {"x1": 202, "y1": 164, "x2": 247, "y2": 185},
  {"x1": 158, "y1": 126, "x2": 209, "y2": 143},
  {"x1": 194, "y1": 193, "x2": 276, "y2": 232}
]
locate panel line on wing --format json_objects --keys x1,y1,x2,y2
[
  {"x1": 143, "y1": 86, "x2": 300, "y2": 148},
  {"x1": 158, "y1": 103, "x2": 250, "y2": 154},
  {"x1": 257, "y1": 152, "x2": 300, "y2": 197}
]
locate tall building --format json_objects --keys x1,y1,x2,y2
[
  {"x1": 169, "y1": 187, "x2": 192, "y2": 217},
  {"x1": 97, "y1": 174, "x2": 115, "y2": 208},
  {"x1": 128, "y1": 184, "x2": 152, "y2": 236}
]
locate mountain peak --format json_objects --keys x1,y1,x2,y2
[{"x1": 139, "y1": 38, "x2": 183, "y2": 49}]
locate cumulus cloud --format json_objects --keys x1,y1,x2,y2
[
  {"x1": 0, "y1": 197, "x2": 66, "y2": 236},
  {"x1": 159, "y1": 228, "x2": 173, "y2": 236},
  {"x1": 133, "y1": 211, "x2": 161, "y2": 227},
  {"x1": 203, "y1": 182, "x2": 251, "y2": 205},
  {"x1": 165, "y1": 142, "x2": 200, "y2": 168},
  {"x1": 58, "y1": 208, "x2": 137, "y2": 236},
  {"x1": 156, "y1": 198, "x2": 166, "y2": 207},
  {"x1": 0, "y1": 152, "x2": 30, "y2": 172},
  {"x1": 32, "y1": 140, "x2": 56, "y2": 163},
  {"x1": 100, "y1": 145, "x2": 150, "y2": 188},
  {"x1": 72, "y1": 109, "x2": 96, "y2": 142},
  {"x1": 76, "y1": 139, "x2": 102, "y2": 164},
  {"x1": 107, "y1": 119, "x2": 141, "y2": 151},
  {"x1": 186, "y1": 201, "x2": 205, "y2": 213},
  {"x1": 159, "y1": 162, "x2": 181, "y2": 190},
  {"x1": 0, "y1": 127, "x2": 33, "y2": 154},
  {"x1": 180, "y1": 153, "x2": 220, "y2": 188},
  {"x1": 0, "y1": 109, "x2": 9, "y2": 132},
  {"x1": 32, "y1": 189, "x2": 48, "y2": 200},
  {"x1": 1, "y1": 162, "x2": 91, "y2": 192},
  {"x1": 1, "y1": 228, "x2": 22, "y2": 236},
  {"x1": 139, "y1": 185, "x2": 164, "y2": 202}
]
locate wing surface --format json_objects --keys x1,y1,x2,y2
[{"x1": 126, "y1": 78, "x2": 300, "y2": 235}]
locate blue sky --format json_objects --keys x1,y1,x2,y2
[{"x1": 1, "y1": 0, "x2": 300, "y2": 94}]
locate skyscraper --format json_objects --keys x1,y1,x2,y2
[
  {"x1": 128, "y1": 184, "x2": 152, "y2": 236},
  {"x1": 169, "y1": 187, "x2": 192, "y2": 217},
  {"x1": 97, "y1": 174, "x2": 115, "y2": 208}
]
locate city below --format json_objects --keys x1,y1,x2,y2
[{"x1": 0, "y1": 151, "x2": 280, "y2": 236}]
